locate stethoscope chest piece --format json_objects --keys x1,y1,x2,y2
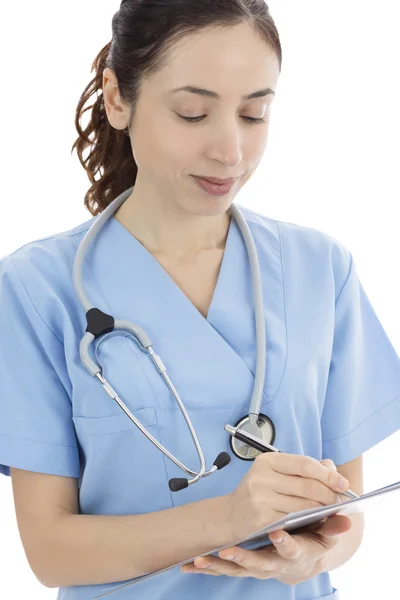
[{"x1": 230, "y1": 413, "x2": 276, "y2": 460}]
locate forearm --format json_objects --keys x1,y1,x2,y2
[
  {"x1": 38, "y1": 494, "x2": 236, "y2": 588},
  {"x1": 320, "y1": 513, "x2": 365, "y2": 572}
]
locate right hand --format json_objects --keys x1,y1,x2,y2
[{"x1": 226, "y1": 453, "x2": 350, "y2": 541}]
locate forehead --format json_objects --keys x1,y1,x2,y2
[{"x1": 152, "y1": 23, "x2": 280, "y2": 94}]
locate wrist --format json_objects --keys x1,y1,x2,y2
[
  {"x1": 223, "y1": 492, "x2": 262, "y2": 544},
  {"x1": 210, "y1": 494, "x2": 240, "y2": 548},
  {"x1": 223, "y1": 493, "x2": 239, "y2": 543},
  {"x1": 223, "y1": 492, "x2": 254, "y2": 544}
]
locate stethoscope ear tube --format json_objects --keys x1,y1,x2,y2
[{"x1": 81, "y1": 315, "x2": 231, "y2": 488}]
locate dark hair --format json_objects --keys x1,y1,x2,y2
[{"x1": 71, "y1": 0, "x2": 282, "y2": 216}]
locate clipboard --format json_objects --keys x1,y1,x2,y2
[{"x1": 94, "y1": 479, "x2": 400, "y2": 598}]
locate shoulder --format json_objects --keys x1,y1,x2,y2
[
  {"x1": 239, "y1": 204, "x2": 352, "y2": 295},
  {"x1": 0, "y1": 216, "x2": 96, "y2": 337},
  {"x1": 1, "y1": 215, "x2": 95, "y2": 281}
]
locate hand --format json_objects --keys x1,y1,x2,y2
[
  {"x1": 181, "y1": 513, "x2": 352, "y2": 584},
  {"x1": 227, "y1": 450, "x2": 350, "y2": 543}
]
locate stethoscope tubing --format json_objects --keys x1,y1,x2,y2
[{"x1": 72, "y1": 187, "x2": 267, "y2": 485}]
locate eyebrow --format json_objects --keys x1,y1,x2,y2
[{"x1": 169, "y1": 85, "x2": 275, "y2": 101}]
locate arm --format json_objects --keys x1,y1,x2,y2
[
  {"x1": 44, "y1": 495, "x2": 235, "y2": 588},
  {"x1": 10, "y1": 467, "x2": 236, "y2": 589},
  {"x1": 320, "y1": 455, "x2": 365, "y2": 572}
]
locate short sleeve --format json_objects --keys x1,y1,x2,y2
[
  {"x1": 0, "y1": 256, "x2": 80, "y2": 478},
  {"x1": 321, "y1": 251, "x2": 400, "y2": 465}
]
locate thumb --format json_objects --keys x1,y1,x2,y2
[{"x1": 318, "y1": 514, "x2": 353, "y2": 538}]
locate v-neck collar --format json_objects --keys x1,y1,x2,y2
[
  {"x1": 108, "y1": 210, "x2": 235, "y2": 325},
  {"x1": 80, "y1": 200, "x2": 287, "y2": 409}
]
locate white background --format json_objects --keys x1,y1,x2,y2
[{"x1": 1, "y1": 1, "x2": 399, "y2": 598}]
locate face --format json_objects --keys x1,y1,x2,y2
[{"x1": 103, "y1": 22, "x2": 280, "y2": 218}]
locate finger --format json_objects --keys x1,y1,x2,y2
[
  {"x1": 181, "y1": 566, "x2": 222, "y2": 576},
  {"x1": 270, "y1": 490, "x2": 331, "y2": 514},
  {"x1": 320, "y1": 460, "x2": 342, "y2": 503},
  {"x1": 268, "y1": 465, "x2": 348, "y2": 506},
  {"x1": 320, "y1": 460, "x2": 342, "y2": 507},
  {"x1": 320, "y1": 459, "x2": 337, "y2": 471},
  {"x1": 267, "y1": 453, "x2": 349, "y2": 494},
  {"x1": 304, "y1": 517, "x2": 329, "y2": 534},
  {"x1": 218, "y1": 544, "x2": 277, "y2": 561},
  {"x1": 181, "y1": 558, "x2": 222, "y2": 575},
  {"x1": 219, "y1": 547, "x2": 280, "y2": 573},
  {"x1": 318, "y1": 514, "x2": 352, "y2": 537},
  {"x1": 271, "y1": 475, "x2": 341, "y2": 508},
  {"x1": 193, "y1": 556, "x2": 245, "y2": 577},
  {"x1": 269, "y1": 531, "x2": 304, "y2": 561}
]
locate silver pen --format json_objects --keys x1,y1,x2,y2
[{"x1": 225, "y1": 424, "x2": 359, "y2": 500}]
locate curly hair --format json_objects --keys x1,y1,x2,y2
[{"x1": 71, "y1": 0, "x2": 282, "y2": 216}]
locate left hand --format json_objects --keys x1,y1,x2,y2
[{"x1": 181, "y1": 513, "x2": 352, "y2": 585}]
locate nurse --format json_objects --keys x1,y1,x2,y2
[{"x1": 1, "y1": 1, "x2": 400, "y2": 599}]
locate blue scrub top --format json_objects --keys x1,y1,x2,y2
[{"x1": 2, "y1": 196, "x2": 400, "y2": 600}]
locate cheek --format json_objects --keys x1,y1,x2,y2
[
  {"x1": 131, "y1": 109, "x2": 175, "y2": 163},
  {"x1": 165, "y1": 123, "x2": 200, "y2": 160},
  {"x1": 131, "y1": 128, "x2": 184, "y2": 181},
  {"x1": 250, "y1": 124, "x2": 271, "y2": 155}
]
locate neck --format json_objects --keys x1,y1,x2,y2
[{"x1": 113, "y1": 188, "x2": 232, "y2": 259}]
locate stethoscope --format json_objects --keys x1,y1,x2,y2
[{"x1": 72, "y1": 186, "x2": 276, "y2": 491}]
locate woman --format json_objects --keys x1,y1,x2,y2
[{"x1": 1, "y1": 1, "x2": 400, "y2": 599}]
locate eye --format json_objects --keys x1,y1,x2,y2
[{"x1": 178, "y1": 115, "x2": 266, "y2": 125}]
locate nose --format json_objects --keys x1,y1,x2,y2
[{"x1": 206, "y1": 121, "x2": 243, "y2": 167}]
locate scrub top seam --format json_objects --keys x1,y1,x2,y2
[
  {"x1": 7, "y1": 256, "x2": 65, "y2": 349},
  {"x1": 69, "y1": 228, "x2": 92, "y2": 238},
  {"x1": 149, "y1": 405, "x2": 250, "y2": 412},
  {"x1": 268, "y1": 220, "x2": 288, "y2": 406},
  {"x1": 334, "y1": 251, "x2": 353, "y2": 305},
  {"x1": 322, "y1": 392, "x2": 400, "y2": 442},
  {"x1": 4, "y1": 220, "x2": 94, "y2": 259},
  {"x1": 0, "y1": 429, "x2": 77, "y2": 448}
]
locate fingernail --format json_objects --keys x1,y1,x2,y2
[
  {"x1": 339, "y1": 478, "x2": 349, "y2": 490},
  {"x1": 224, "y1": 555, "x2": 234, "y2": 560},
  {"x1": 273, "y1": 536, "x2": 284, "y2": 544}
]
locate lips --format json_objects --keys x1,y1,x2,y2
[
  {"x1": 195, "y1": 176, "x2": 237, "y2": 185},
  {"x1": 191, "y1": 176, "x2": 236, "y2": 196}
]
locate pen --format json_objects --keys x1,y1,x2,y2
[{"x1": 224, "y1": 424, "x2": 359, "y2": 500}]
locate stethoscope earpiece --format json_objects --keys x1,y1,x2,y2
[{"x1": 168, "y1": 451, "x2": 232, "y2": 492}]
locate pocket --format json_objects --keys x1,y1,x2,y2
[
  {"x1": 73, "y1": 407, "x2": 157, "y2": 435},
  {"x1": 72, "y1": 407, "x2": 175, "y2": 514}
]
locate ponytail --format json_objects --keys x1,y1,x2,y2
[{"x1": 71, "y1": 41, "x2": 137, "y2": 216}]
